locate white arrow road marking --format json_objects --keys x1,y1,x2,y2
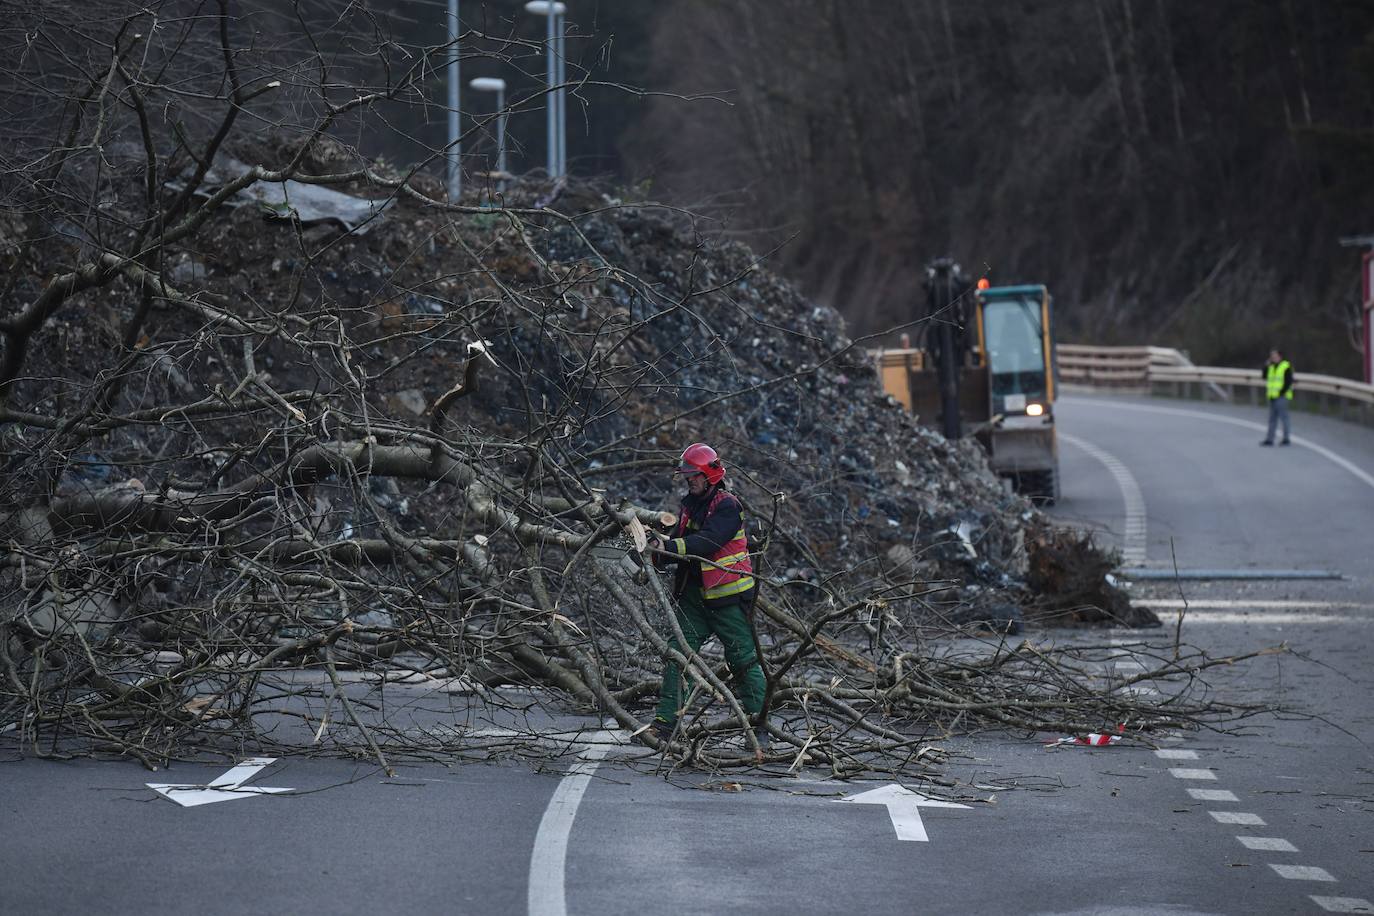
[
  {"x1": 836, "y1": 784, "x2": 970, "y2": 842},
  {"x1": 147, "y1": 757, "x2": 292, "y2": 808}
]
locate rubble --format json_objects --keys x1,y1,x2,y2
[
  {"x1": 1, "y1": 135, "x2": 1205, "y2": 776},
  {"x1": 218, "y1": 172, "x2": 1093, "y2": 621}
]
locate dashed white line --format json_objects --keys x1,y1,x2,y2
[
  {"x1": 1211, "y1": 811, "x2": 1265, "y2": 825},
  {"x1": 1237, "y1": 836, "x2": 1297, "y2": 852},
  {"x1": 1310, "y1": 896, "x2": 1374, "y2": 913},
  {"x1": 1169, "y1": 767, "x2": 1216, "y2": 780},
  {"x1": 1061, "y1": 433, "x2": 1147, "y2": 565},
  {"x1": 1155, "y1": 749, "x2": 1198, "y2": 760},
  {"x1": 1269, "y1": 864, "x2": 1336, "y2": 882},
  {"x1": 1188, "y1": 788, "x2": 1238, "y2": 801}
]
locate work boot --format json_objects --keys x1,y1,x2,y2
[{"x1": 752, "y1": 725, "x2": 771, "y2": 752}]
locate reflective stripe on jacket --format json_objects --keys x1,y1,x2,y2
[
  {"x1": 1266, "y1": 360, "x2": 1293, "y2": 400},
  {"x1": 668, "y1": 488, "x2": 755, "y2": 608}
]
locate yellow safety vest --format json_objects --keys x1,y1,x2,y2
[{"x1": 1266, "y1": 360, "x2": 1292, "y2": 400}]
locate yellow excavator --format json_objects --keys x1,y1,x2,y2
[{"x1": 874, "y1": 259, "x2": 1060, "y2": 502}]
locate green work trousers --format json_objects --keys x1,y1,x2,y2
[{"x1": 655, "y1": 583, "x2": 766, "y2": 723}]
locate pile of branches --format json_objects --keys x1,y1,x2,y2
[{"x1": 0, "y1": 2, "x2": 1267, "y2": 778}]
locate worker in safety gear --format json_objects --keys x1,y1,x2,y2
[
  {"x1": 645, "y1": 442, "x2": 768, "y2": 754},
  {"x1": 1260, "y1": 348, "x2": 1293, "y2": 446}
]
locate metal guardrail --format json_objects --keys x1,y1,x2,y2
[
  {"x1": 1058, "y1": 344, "x2": 1374, "y2": 421},
  {"x1": 1058, "y1": 344, "x2": 1193, "y2": 391}
]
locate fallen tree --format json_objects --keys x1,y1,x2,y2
[{"x1": 0, "y1": 1, "x2": 1264, "y2": 780}]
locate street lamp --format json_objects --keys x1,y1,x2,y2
[
  {"x1": 468, "y1": 77, "x2": 508, "y2": 189},
  {"x1": 446, "y1": 0, "x2": 461, "y2": 200},
  {"x1": 523, "y1": 1, "x2": 566, "y2": 179}
]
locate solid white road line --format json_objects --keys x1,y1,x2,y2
[
  {"x1": 1061, "y1": 433, "x2": 1148, "y2": 565},
  {"x1": 1155, "y1": 749, "x2": 1198, "y2": 760},
  {"x1": 1211, "y1": 811, "x2": 1265, "y2": 825},
  {"x1": 1310, "y1": 896, "x2": 1374, "y2": 913},
  {"x1": 1164, "y1": 612, "x2": 1373, "y2": 626},
  {"x1": 1147, "y1": 600, "x2": 1374, "y2": 610},
  {"x1": 1168, "y1": 768, "x2": 1216, "y2": 780},
  {"x1": 528, "y1": 731, "x2": 619, "y2": 916},
  {"x1": 1072, "y1": 400, "x2": 1374, "y2": 495},
  {"x1": 1188, "y1": 788, "x2": 1238, "y2": 801},
  {"x1": 1269, "y1": 864, "x2": 1336, "y2": 882},
  {"x1": 1237, "y1": 836, "x2": 1298, "y2": 852}
]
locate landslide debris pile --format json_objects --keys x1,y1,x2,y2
[{"x1": 2, "y1": 133, "x2": 1244, "y2": 777}]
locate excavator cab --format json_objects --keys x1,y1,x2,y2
[{"x1": 974, "y1": 284, "x2": 1059, "y2": 500}]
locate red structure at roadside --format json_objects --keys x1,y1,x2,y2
[
  {"x1": 1363, "y1": 250, "x2": 1374, "y2": 383},
  {"x1": 1340, "y1": 235, "x2": 1374, "y2": 383}
]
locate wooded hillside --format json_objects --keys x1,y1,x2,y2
[{"x1": 624, "y1": 1, "x2": 1374, "y2": 376}]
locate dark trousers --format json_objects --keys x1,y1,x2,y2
[{"x1": 1266, "y1": 397, "x2": 1291, "y2": 442}]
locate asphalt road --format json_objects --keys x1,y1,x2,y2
[{"x1": 3, "y1": 393, "x2": 1372, "y2": 916}]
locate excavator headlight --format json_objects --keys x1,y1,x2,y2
[{"x1": 1025, "y1": 403, "x2": 1045, "y2": 417}]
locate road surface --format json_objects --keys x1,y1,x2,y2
[{"x1": 3, "y1": 394, "x2": 1372, "y2": 915}]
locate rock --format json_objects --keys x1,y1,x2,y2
[
  {"x1": 171, "y1": 258, "x2": 207, "y2": 285},
  {"x1": 353, "y1": 609, "x2": 394, "y2": 628},
  {"x1": 883, "y1": 543, "x2": 919, "y2": 578},
  {"x1": 394, "y1": 389, "x2": 427, "y2": 415}
]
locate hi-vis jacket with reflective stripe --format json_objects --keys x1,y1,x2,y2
[
  {"x1": 1265, "y1": 359, "x2": 1293, "y2": 400},
  {"x1": 659, "y1": 486, "x2": 755, "y2": 608}
]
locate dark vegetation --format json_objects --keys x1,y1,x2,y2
[{"x1": 625, "y1": 1, "x2": 1374, "y2": 376}]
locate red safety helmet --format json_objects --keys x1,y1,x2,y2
[{"x1": 675, "y1": 442, "x2": 725, "y2": 485}]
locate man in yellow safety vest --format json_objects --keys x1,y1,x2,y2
[{"x1": 1260, "y1": 348, "x2": 1293, "y2": 446}]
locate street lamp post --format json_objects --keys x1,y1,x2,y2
[
  {"x1": 523, "y1": 1, "x2": 566, "y2": 178},
  {"x1": 446, "y1": 0, "x2": 461, "y2": 200},
  {"x1": 556, "y1": 6, "x2": 566, "y2": 176},
  {"x1": 468, "y1": 77, "x2": 508, "y2": 190}
]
